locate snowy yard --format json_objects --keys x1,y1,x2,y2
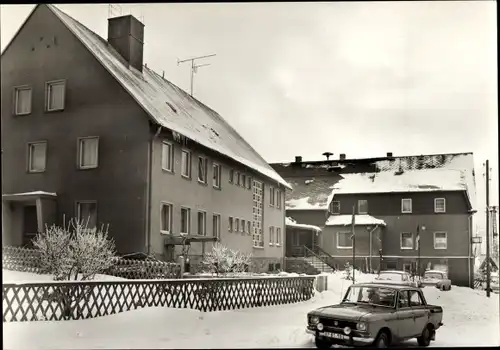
[{"x1": 3, "y1": 270, "x2": 499, "y2": 349}]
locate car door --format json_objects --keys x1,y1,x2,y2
[
  {"x1": 396, "y1": 290, "x2": 414, "y2": 340},
  {"x1": 409, "y1": 290, "x2": 429, "y2": 336}
]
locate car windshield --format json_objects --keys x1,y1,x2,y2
[
  {"x1": 378, "y1": 273, "x2": 402, "y2": 281},
  {"x1": 424, "y1": 272, "x2": 443, "y2": 279},
  {"x1": 342, "y1": 286, "x2": 396, "y2": 308}
]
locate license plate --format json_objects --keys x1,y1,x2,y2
[{"x1": 319, "y1": 332, "x2": 346, "y2": 340}]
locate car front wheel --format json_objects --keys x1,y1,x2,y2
[
  {"x1": 374, "y1": 331, "x2": 390, "y2": 348},
  {"x1": 314, "y1": 337, "x2": 331, "y2": 349}
]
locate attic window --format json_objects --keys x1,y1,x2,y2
[{"x1": 165, "y1": 101, "x2": 177, "y2": 113}]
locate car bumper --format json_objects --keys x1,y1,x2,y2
[{"x1": 306, "y1": 328, "x2": 375, "y2": 346}]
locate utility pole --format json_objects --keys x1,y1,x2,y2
[
  {"x1": 485, "y1": 160, "x2": 491, "y2": 298},
  {"x1": 351, "y1": 205, "x2": 356, "y2": 284},
  {"x1": 177, "y1": 54, "x2": 216, "y2": 97}
]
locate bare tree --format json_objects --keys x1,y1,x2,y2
[{"x1": 202, "y1": 243, "x2": 252, "y2": 276}]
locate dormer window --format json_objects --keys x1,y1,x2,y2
[{"x1": 330, "y1": 201, "x2": 340, "y2": 214}]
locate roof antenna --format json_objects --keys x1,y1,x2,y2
[
  {"x1": 177, "y1": 53, "x2": 216, "y2": 97},
  {"x1": 323, "y1": 152, "x2": 333, "y2": 160}
]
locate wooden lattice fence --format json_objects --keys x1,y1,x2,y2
[
  {"x1": 3, "y1": 276, "x2": 316, "y2": 322},
  {"x1": 2, "y1": 246, "x2": 44, "y2": 274}
]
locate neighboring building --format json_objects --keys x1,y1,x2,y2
[
  {"x1": 271, "y1": 152, "x2": 477, "y2": 286},
  {"x1": 1, "y1": 4, "x2": 290, "y2": 272}
]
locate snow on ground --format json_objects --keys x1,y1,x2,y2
[
  {"x1": 3, "y1": 270, "x2": 499, "y2": 349},
  {"x1": 2, "y1": 270, "x2": 126, "y2": 283}
]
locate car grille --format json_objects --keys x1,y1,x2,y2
[{"x1": 319, "y1": 318, "x2": 357, "y2": 329}]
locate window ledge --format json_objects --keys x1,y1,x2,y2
[
  {"x1": 401, "y1": 247, "x2": 414, "y2": 250},
  {"x1": 337, "y1": 246, "x2": 353, "y2": 250},
  {"x1": 181, "y1": 175, "x2": 192, "y2": 181},
  {"x1": 213, "y1": 185, "x2": 221, "y2": 190},
  {"x1": 15, "y1": 112, "x2": 31, "y2": 117},
  {"x1": 253, "y1": 246, "x2": 264, "y2": 250},
  {"x1": 46, "y1": 108, "x2": 65, "y2": 113},
  {"x1": 161, "y1": 168, "x2": 174, "y2": 174},
  {"x1": 160, "y1": 231, "x2": 171, "y2": 235},
  {"x1": 197, "y1": 180, "x2": 208, "y2": 186},
  {"x1": 27, "y1": 170, "x2": 46, "y2": 174},
  {"x1": 78, "y1": 166, "x2": 98, "y2": 170},
  {"x1": 434, "y1": 247, "x2": 447, "y2": 250},
  {"x1": 276, "y1": 244, "x2": 281, "y2": 247},
  {"x1": 401, "y1": 211, "x2": 412, "y2": 214}
]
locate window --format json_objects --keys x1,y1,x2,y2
[
  {"x1": 78, "y1": 137, "x2": 99, "y2": 169},
  {"x1": 228, "y1": 217, "x2": 233, "y2": 232},
  {"x1": 160, "y1": 203, "x2": 172, "y2": 234},
  {"x1": 197, "y1": 211, "x2": 206, "y2": 236},
  {"x1": 358, "y1": 199, "x2": 368, "y2": 214},
  {"x1": 197, "y1": 157, "x2": 207, "y2": 183},
  {"x1": 269, "y1": 187, "x2": 275, "y2": 206},
  {"x1": 276, "y1": 190, "x2": 282, "y2": 209},
  {"x1": 401, "y1": 198, "x2": 412, "y2": 213},
  {"x1": 27, "y1": 142, "x2": 47, "y2": 172},
  {"x1": 180, "y1": 207, "x2": 190, "y2": 234},
  {"x1": 403, "y1": 263, "x2": 412, "y2": 273},
  {"x1": 161, "y1": 142, "x2": 173, "y2": 172},
  {"x1": 235, "y1": 171, "x2": 240, "y2": 186},
  {"x1": 269, "y1": 227, "x2": 275, "y2": 245},
  {"x1": 434, "y1": 198, "x2": 446, "y2": 213},
  {"x1": 409, "y1": 290, "x2": 424, "y2": 307},
  {"x1": 46, "y1": 80, "x2": 65, "y2": 111},
  {"x1": 181, "y1": 150, "x2": 191, "y2": 178},
  {"x1": 337, "y1": 232, "x2": 352, "y2": 249},
  {"x1": 213, "y1": 163, "x2": 221, "y2": 188},
  {"x1": 276, "y1": 227, "x2": 282, "y2": 246},
  {"x1": 252, "y1": 180, "x2": 264, "y2": 248},
  {"x1": 330, "y1": 201, "x2": 340, "y2": 214},
  {"x1": 241, "y1": 174, "x2": 246, "y2": 188},
  {"x1": 398, "y1": 291, "x2": 410, "y2": 308},
  {"x1": 400, "y1": 232, "x2": 413, "y2": 250},
  {"x1": 14, "y1": 86, "x2": 32, "y2": 115},
  {"x1": 76, "y1": 201, "x2": 97, "y2": 232},
  {"x1": 212, "y1": 214, "x2": 221, "y2": 239},
  {"x1": 434, "y1": 232, "x2": 447, "y2": 249},
  {"x1": 247, "y1": 177, "x2": 252, "y2": 190},
  {"x1": 241, "y1": 219, "x2": 245, "y2": 233},
  {"x1": 235, "y1": 218, "x2": 240, "y2": 233},
  {"x1": 229, "y1": 169, "x2": 234, "y2": 183}
]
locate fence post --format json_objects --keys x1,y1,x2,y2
[{"x1": 178, "y1": 255, "x2": 185, "y2": 278}]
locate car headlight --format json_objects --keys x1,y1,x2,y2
[
  {"x1": 357, "y1": 322, "x2": 367, "y2": 331},
  {"x1": 310, "y1": 316, "x2": 320, "y2": 324}
]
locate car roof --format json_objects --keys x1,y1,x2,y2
[
  {"x1": 379, "y1": 270, "x2": 407, "y2": 274},
  {"x1": 424, "y1": 270, "x2": 447, "y2": 274},
  {"x1": 352, "y1": 283, "x2": 416, "y2": 290}
]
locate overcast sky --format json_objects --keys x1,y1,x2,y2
[{"x1": 1, "y1": 2, "x2": 497, "y2": 240}]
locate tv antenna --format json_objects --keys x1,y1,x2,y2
[
  {"x1": 107, "y1": 4, "x2": 122, "y2": 18},
  {"x1": 177, "y1": 53, "x2": 216, "y2": 97}
]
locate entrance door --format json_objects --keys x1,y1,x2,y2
[{"x1": 22, "y1": 205, "x2": 38, "y2": 247}]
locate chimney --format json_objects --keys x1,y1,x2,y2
[
  {"x1": 108, "y1": 15, "x2": 145, "y2": 72},
  {"x1": 295, "y1": 156, "x2": 302, "y2": 163},
  {"x1": 339, "y1": 153, "x2": 346, "y2": 160},
  {"x1": 387, "y1": 152, "x2": 393, "y2": 158}
]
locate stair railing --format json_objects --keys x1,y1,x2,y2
[
  {"x1": 312, "y1": 244, "x2": 337, "y2": 270},
  {"x1": 302, "y1": 245, "x2": 336, "y2": 273}
]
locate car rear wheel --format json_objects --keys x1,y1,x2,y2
[
  {"x1": 417, "y1": 326, "x2": 432, "y2": 347},
  {"x1": 314, "y1": 337, "x2": 331, "y2": 349},
  {"x1": 374, "y1": 331, "x2": 390, "y2": 348}
]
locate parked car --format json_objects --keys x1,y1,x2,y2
[
  {"x1": 373, "y1": 270, "x2": 421, "y2": 288},
  {"x1": 422, "y1": 270, "x2": 452, "y2": 291},
  {"x1": 306, "y1": 283, "x2": 443, "y2": 348}
]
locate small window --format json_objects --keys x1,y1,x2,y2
[
  {"x1": 235, "y1": 171, "x2": 240, "y2": 186},
  {"x1": 247, "y1": 177, "x2": 252, "y2": 190},
  {"x1": 330, "y1": 201, "x2": 340, "y2": 214},
  {"x1": 337, "y1": 232, "x2": 352, "y2": 249},
  {"x1": 400, "y1": 232, "x2": 413, "y2": 250},
  {"x1": 241, "y1": 219, "x2": 245, "y2": 233},
  {"x1": 247, "y1": 221, "x2": 251, "y2": 234},
  {"x1": 180, "y1": 207, "x2": 190, "y2": 235},
  {"x1": 434, "y1": 198, "x2": 446, "y2": 213},
  {"x1": 14, "y1": 86, "x2": 32, "y2": 115},
  {"x1": 269, "y1": 227, "x2": 275, "y2": 245},
  {"x1": 241, "y1": 174, "x2": 246, "y2": 188},
  {"x1": 160, "y1": 203, "x2": 173, "y2": 234},
  {"x1": 76, "y1": 201, "x2": 97, "y2": 232},
  {"x1": 398, "y1": 291, "x2": 410, "y2": 308},
  {"x1": 358, "y1": 200, "x2": 368, "y2": 214},
  {"x1": 198, "y1": 157, "x2": 207, "y2": 183},
  {"x1": 197, "y1": 211, "x2": 206, "y2": 236},
  {"x1": 181, "y1": 150, "x2": 191, "y2": 178},
  {"x1": 409, "y1": 290, "x2": 424, "y2": 307},
  {"x1": 161, "y1": 142, "x2": 173, "y2": 172},
  {"x1": 46, "y1": 80, "x2": 65, "y2": 111},
  {"x1": 228, "y1": 216, "x2": 233, "y2": 232},
  {"x1": 401, "y1": 198, "x2": 412, "y2": 213},
  {"x1": 78, "y1": 137, "x2": 99, "y2": 169},
  {"x1": 276, "y1": 190, "x2": 282, "y2": 209},
  {"x1": 229, "y1": 169, "x2": 234, "y2": 183},
  {"x1": 27, "y1": 142, "x2": 47, "y2": 173},
  {"x1": 434, "y1": 232, "x2": 447, "y2": 249},
  {"x1": 212, "y1": 214, "x2": 221, "y2": 239},
  {"x1": 235, "y1": 218, "x2": 240, "y2": 232},
  {"x1": 276, "y1": 227, "x2": 282, "y2": 246},
  {"x1": 269, "y1": 187, "x2": 275, "y2": 206},
  {"x1": 213, "y1": 163, "x2": 221, "y2": 188}
]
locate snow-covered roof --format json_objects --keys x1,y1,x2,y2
[
  {"x1": 285, "y1": 217, "x2": 322, "y2": 231},
  {"x1": 27, "y1": 5, "x2": 290, "y2": 190},
  {"x1": 325, "y1": 214, "x2": 386, "y2": 227},
  {"x1": 272, "y1": 153, "x2": 476, "y2": 211}
]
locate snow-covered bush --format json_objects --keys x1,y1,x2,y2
[
  {"x1": 201, "y1": 243, "x2": 252, "y2": 276},
  {"x1": 33, "y1": 218, "x2": 116, "y2": 281},
  {"x1": 342, "y1": 262, "x2": 353, "y2": 280}
]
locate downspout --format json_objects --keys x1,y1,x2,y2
[
  {"x1": 368, "y1": 225, "x2": 379, "y2": 273},
  {"x1": 146, "y1": 125, "x2": 162, "y2": 256},
  {"x1": 467, "y1": 211, "x2": 474, "y2": 288}
]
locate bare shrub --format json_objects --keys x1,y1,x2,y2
[{"x1": 201, "y1": 243, "x2": 252, "y2": 276}]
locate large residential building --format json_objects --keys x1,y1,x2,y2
[
  {"x1": 271, "y1": 152, "x2": 477, "y2": 286},
  {"x1": 1, "y1": 4, "x2": 290, "y2": 272}
]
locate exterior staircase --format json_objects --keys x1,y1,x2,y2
[{"x1": 304, "y1": 256, "x2": 335, "y2": 274}]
